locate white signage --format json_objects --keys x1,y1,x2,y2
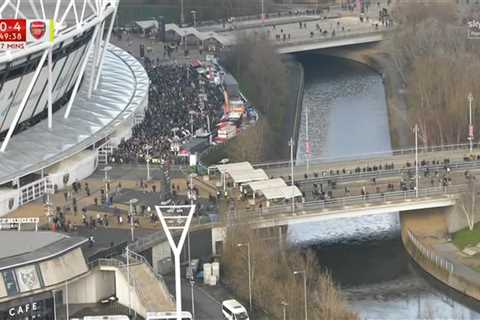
[
  {"x1": 468, "y1": 19, "x2": 480, "y2": 39},
  {"x1": 15, "y1": 265, "x2": 41, "y2": 292},
  {"x1": 0, "y1": 217, "x2": 39, "y2": 224},
  {"x1": 8, "y1": 302, "x2": 38, "y2": 317}
]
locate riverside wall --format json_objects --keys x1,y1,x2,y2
[
  {"x1": 288, "y1": 59, "x2": 305, "y2": 160},
  {"x1": 401, "y1": 209, "x2": 480, "y2": 303}
]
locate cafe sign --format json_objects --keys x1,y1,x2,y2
[{"x1": 468, "y1": 18, "x2": 480, "y2": 39}]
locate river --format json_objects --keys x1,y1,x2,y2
[{"x1": 291, "y1": 54, "x2": 480, "y2": 320}]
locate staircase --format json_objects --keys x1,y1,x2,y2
[
  {"x1": 95, "y1": 252, "x2": 175, "y2": 317},
  {"x1": 128, "y1": 263, "x2": 174, "y2": 312}
]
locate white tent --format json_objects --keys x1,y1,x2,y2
[
  {"x1": 247, "y1": 178, "x2": 286, "y2": 193},
  {"x1": 214, "y1": 162, "x2": 253, "y2": 174},
  {"x1": 135, "y1": 20, "x2": 159, "y2": 31},
  {"x1": 228, "y1": 169, "x2": 269, "y2": 185},
  {"x1": 259, "y1": 186, "x2": 302, "y2": 201}
]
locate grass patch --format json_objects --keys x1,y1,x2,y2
[{"x1": 452, "y1": 223, "x2": 480, "y2": 250}]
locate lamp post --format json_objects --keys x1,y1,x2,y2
[
  {"x1": 190, "y1": 277, "x2": 196, "y2": 319},
  {"x1": 180, "y1": 0, "x2": 185, "y2": 25},
  {"x1": 468, "y1": 92, "x2": 474, "y2": 152},
  {"x1": 413, "y1": 124, "x2": 419, "y2": 197},
  {"x1": 129, "y1": 198, "x2": 138, "y2": 241},
  {"x1": 65, "y1": 280, "x2": 69, "y2": 320},
  {"x1": 145, "y1": 145, "x2": 152, "y2": 181},
  {"x1": 289, "y1": 137, "x2": 295, "y2": 213},
  {"x1": 191, "y1": 10, "x2": 197, "y2": 28},
  {"x1": 281, "y1": 300, "x2": 288, "y2": 320},
  {"x1": 260, "y1": 0, "x2": 265, "y2": 25},
  {"x1": 102, "y1": 166, "x2": 112, "y2": 203},
  {"x1": 52, "y1": 290, "x2": 57, "y2": 320},
  {"x1": 237, "y1": 243, "x2": 252, "y2": 315},
  {"x1": 305, "y1": 104, "x2": 310, "y2": 174},
  {"x1": 293, "y1": 270, "x2": 307, "y2": 320},
  {"x1": 126, "y1": 246, "x2": 132, "y2": 317}
]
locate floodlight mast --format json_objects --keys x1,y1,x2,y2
[{"x1": 156, "y1": 204, "x2": 196, "y2": 320}]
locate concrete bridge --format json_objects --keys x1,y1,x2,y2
[
  {"x1": 254, "y1": 143, "x2": 480, "y2": 182},
  {"x1": 205, "y1": 144, "x2": 480, "y2": 238},
  {"x1": 228, "y1": 186, "x2": 462, "y2": 229},
  {"x1": 276, "y1": 30, "x2": 385, "y2": 54},
  {"x1": 168, "y1": 15, "x2": 390, "y2": 54}
]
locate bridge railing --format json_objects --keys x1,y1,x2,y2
[
  {"x1": 252, "y1": 142, "x2": 480, "y2": 170},
  {"x1": 229, "y1": 184, "x2": 466, "y2": 223},
  {"x1": 275, "y1": 28, "x2": 387, "y2": 49},
  {"x1": 294, "y1": 158, "x2": 480, "y2": 185}
]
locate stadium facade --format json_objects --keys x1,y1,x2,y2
[{"x1": 0, "y1": 0, "x2": 148, "y2": 216}]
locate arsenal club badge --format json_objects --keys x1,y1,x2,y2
[{"x1": 30, "y1": 20, "x2": 46, "y2": 40}]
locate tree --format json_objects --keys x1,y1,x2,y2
[
  {"x1": 459, "y1": 174, "x2": 479, "y2": 231},
  {"x1": 222, "y1": 225, "x2": 358, "y2": 320},
  {"x1": 385, "y1": 1, "x2": 480, "y2": 146},
  {"x1": 226, "y1": 119, "x2": 272, "y2": 163}
]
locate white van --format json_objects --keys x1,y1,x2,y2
[{"x1": 222, "y1": 299, "x2": 249, "y2": 320}]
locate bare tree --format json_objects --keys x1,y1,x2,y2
[
  {"x1": 222, "y1": 225, "x2": 358, "y2": 320},
  {"x1": 459, "y1": 175, "x2": 478, "y2": 231}
]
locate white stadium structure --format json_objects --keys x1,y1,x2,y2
[{"x1": 0, "y1": 0, "x2": 148, "y2": 216}]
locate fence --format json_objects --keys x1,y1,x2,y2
[
  {"x1": 229, "y1": 184, "x2": 465, "y2": 224},
  {"x1": 406, "y1": 229, "x2": 454, "y2": 274},
  {"x1": 252, "y1": 142, "x2": 480, "y2": 170}
]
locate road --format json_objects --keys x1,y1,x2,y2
[{"x1": 165, "y1": 275, "x2": 224, "y2": 320}]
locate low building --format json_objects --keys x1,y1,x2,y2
[{"x1": 0, "y1": 231, "x2": 90, "y2": 319}]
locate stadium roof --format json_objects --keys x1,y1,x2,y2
[{"x1": 0, "y1": 45, "x2": 148, "y2": 185}]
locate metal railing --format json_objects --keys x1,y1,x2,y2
[
  {"x1": 251, "y1": 142, "x2": 480, "y2": 170},
  {"x1": 275, "y1": 29, "x2": 387, "y2": 49},
  {"x1": 294, "y1": 158, "x2": 480, "y2": 185},
  {"x1": 229, "y1": 185, "x2": 466, "y2": 224},
  {"x1": 406, "y1": 229, "x2": 454, "y2": 274}
]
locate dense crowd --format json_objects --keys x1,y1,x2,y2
[{"x1": 112, "y1": 62, "x2": 224, "y2": 164}]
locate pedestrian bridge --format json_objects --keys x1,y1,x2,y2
[
  {"x1": 228, "y1": 185, "x2": 463, "y2": 229},
  {"x1": 276, "y1": 30, "x2": 385, "y2": 54}
]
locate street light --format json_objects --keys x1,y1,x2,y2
[
  {"x1": 145, "y1": 145, "x2": 152, "y2": 181},
  {"x1": 191, "y1": 10, "x2": 197, "y2": 28},
  {"x1": 413, "y1": 124, "x2": 419, "y2": 197},
  {"x1": 260, "y1": 0, "x2": 265, "y2": 26},
  {"x1": 305, "y1": 104, "x2": 310, "y2": 174},
  {"x1": 126, "y1": 246, "x2": 132, "y2": 317},
  {"x1": 468, "y1": 93, "x2": 474, "y2": 152},
  {"x1": 281, "y1": 300, "x2": 288, "y2": 320},
  {"x1": 129, "y1": 198, "x2": 138, "y2": 241},
  {"x1": 293, "y1": 270, "x2": 307, "y2": 320},
  {"x1": 288, "y1": 137, "x2": 295, "y2": 213},
  {"x1": 189, "y1": 173, "x2": 198, "y2": 205},
  {"x1": 180, "y1": 0, "x2": 185, "y2": 25},
  {"x1": 101, "y1": 166, "x2": 112, "y2": 203},
  {"x1": 237, "y1": 243, "x2": 252, "y2": 315},
  {"x1": 190, "y1": 277, "x2": 196, "y2": 319}
]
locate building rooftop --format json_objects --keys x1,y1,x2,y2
[{"x1": 0, "y1": 231, "x2": 87, "y2": 271}]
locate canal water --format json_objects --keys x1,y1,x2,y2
[{"x1": 291, "y1": 54, "x2": 480, "y2": 319}]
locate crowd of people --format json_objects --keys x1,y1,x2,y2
[{"x1": 112, "y1": 62, "x2": 224, "y2": 164}]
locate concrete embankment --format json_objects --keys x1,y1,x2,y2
[
  {"x1": 286, "y1": 58, "x2": 305, "y2": 160},
  {"x1": 400, "y1": 209, "x2": 480, "y2": 303}
]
